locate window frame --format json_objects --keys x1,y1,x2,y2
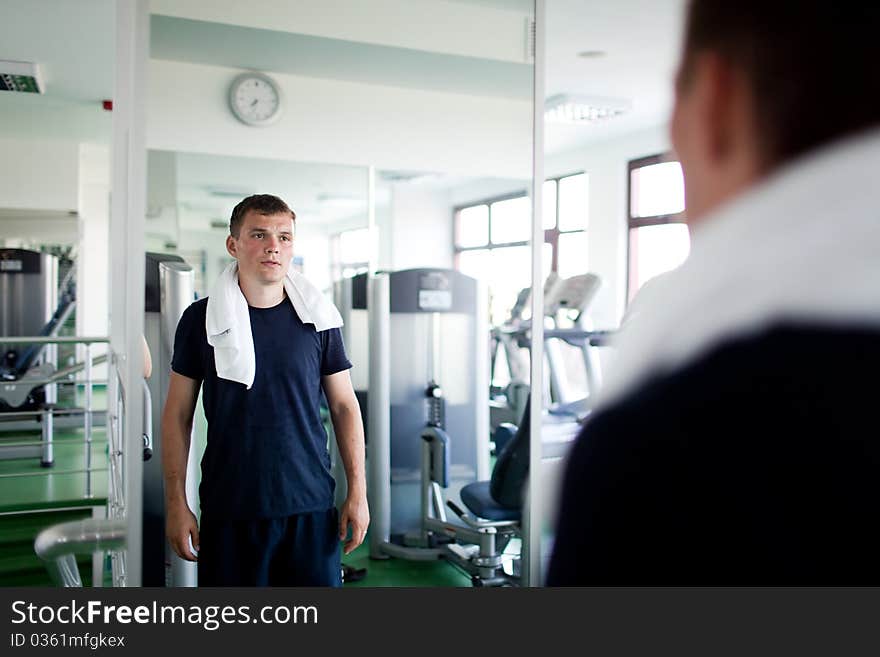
[
  {"x1": 626, "y1": 153, "x2": 687, "y2": 302},
  {"x1": 453, "y1": 171, "x2": 587, "y2": 274}
]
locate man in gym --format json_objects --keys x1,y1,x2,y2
[
  {"x1": 548, "y1": 1, "x2": 880, "y2": 584},
  {"x1": 162, "y1": 194, "x2": 368, "y2": 586}
]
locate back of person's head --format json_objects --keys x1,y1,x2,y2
[
  {"x1": 229, "y1": 194, "x2": 296, "y2": 238},
  {"x1": 680, "y1": 1, "x2": 880, "y2": 171}
]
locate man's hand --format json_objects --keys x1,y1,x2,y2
[
  {"x1": 338, "y1": 493, "x2": 369, "y2": 555},
  {"x1": 166, "y1": 503, "x2": 200, "y2": 562}
]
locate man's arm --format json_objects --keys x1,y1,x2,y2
[
  {"x1": 161, "y1": 371, "x2": 201, "y2": 561},
  {"x1": 322, "y1": 370, "x2": 369, "y2": 555},
  {"x1": 141, "y1": 335, "x2": 152, "y2": 379}
]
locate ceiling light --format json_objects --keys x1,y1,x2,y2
[
  {"x1": 316, "y1": 194, "x2": 365, "y2": 210},
  {"x1": 544, "y1": 94, "x2": 631, "y2": 125},
  {"x1": 0, "y1": 60, "x2": 44, "y2": 94},
  {"x1": 205, "y1": 185, "x2": 255, "y2": 198}
]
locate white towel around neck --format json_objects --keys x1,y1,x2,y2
[{"x1": 205, "y1": 262, "x2": 343, "y2": 389}]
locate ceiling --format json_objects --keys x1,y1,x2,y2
[
  {"x1": 169, "y1": 151, "x2": 375, "y2": 233},
  {"x1": 1, "y1": 0, "x2": 687, "y2": 229},
  {"x1": 543, "y1": 0, "x2": 686, "y2": 151},
  {"x1": 0, "y1": 0, "x2": 114, "y2": 101},
  {"x1": 0, "y1": 0, "x2": 686, "y2": 146},
  {"x1": 150, "y1": 15, "x2": 532, "y2": 101}
]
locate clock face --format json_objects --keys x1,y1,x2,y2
[{"x1": 229, "y1": 73, "x2": 282, "y2": 126}]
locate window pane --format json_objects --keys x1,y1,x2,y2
[
  {"x1": 458, "y1": 249, "x2": 494, "y2": 284},
  {"x1": 543, "y1": 179, "x2": 557, "y2": 230},
  {"x1": 558, "y1": 173, "x2": 588, "y2": 232},
  {"x1": 342, "y1": 265, "x2": 368, "y2": 278},
  {"x1": 628, "y1": 223, "x2": 690, "y2": 301},
  {"x1": 456, "y1": 205, "x2": 489, "y2": 248},
  {"x1": 490, "y1": 196, "x2": 530, "y2": 244},
  {"x1": 339, "y1": 228, "x2": 370, "y2": 263},
  {"x1": 557, "y1": 231, "x2": 588, "y2": 280},
  {"x1": 459, "y1": 246, "x2": 531, "y2": 326},
  {"x1": 630, "y1": 161, "x2": 684, "y2": 218},
  {"x1": 488, "y1": 245, "x2": 531, "y2": 325}
]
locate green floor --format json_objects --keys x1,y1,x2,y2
[
  {"x1": 0, "y1": 384, "x2": 510, "y2": 588},
  {"x1": 341, "y1": 538, "x2": 473, "y2": 588},
  {"x1": 0, "y1": 427, "x2": 108, "y2": 513},
  {"x1": 0, "y1": 423, "x2": 482, "y2": 587},
  {"x1": 0, "y1": 424, "x2": 108, "y2": 586}
]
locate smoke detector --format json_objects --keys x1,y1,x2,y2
[{"x1": 0, "y1": 60, "x2": 44, "y2": 94}]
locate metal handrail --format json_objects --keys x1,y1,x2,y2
[
  {"x1": 0, "y1": 468, "x2": 109, "y2": 479},
  {"x1": 34, "y1": 518, "x2": 126, "y2": 587},
  {"x1": 0, "y1": 336, "x2": 109, "y2": 496},
  {"x1": 0, "y1": 408, "x2": 107, "y2": 420},
  {"x1": 0, "y1": 336, "x2": 109, "y2": 344},
  {"x1": 0, "y1": 437, "x2": 107, "y2": 448}
]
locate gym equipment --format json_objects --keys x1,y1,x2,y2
[
  {"x1": 348, "y1": 269, "x2": 490, "y2": 558},
  {"x1": 1, "y1": 249, "x2": 63, "y2": 413},
  {"x1": 142, "y1": 252, "x2": 197, "y2": 587},
  {"x1": 490, "y1": 272, "x2": 611, "y2": 428},
  {"x1": 0, "y1": 248, "x2": 81, "y2": 465}
]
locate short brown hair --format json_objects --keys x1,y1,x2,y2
[
  {"x1": 680, "y1": 1, "x2": 880, "y2": 169},
  {"x1": 229, "y1": 194, "x2": 296, "y2": 237}
]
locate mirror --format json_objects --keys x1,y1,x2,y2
[
  {"x1": 540, "y1": 0, "x2": 688, "y2": 583},
  {"x1": 142, "y1": 0, "x2": 536, "y2": 587},
  {"x1": 0, "y1": 0, "x2": 114, "y2": 586}
]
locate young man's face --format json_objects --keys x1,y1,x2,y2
[{"x1": 226, "y1": 211, "x2": 295, "y2": 286}]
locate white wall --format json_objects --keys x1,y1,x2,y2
[
  {"x1": 146, "y1": 150, "x2": 179, "y2": 245},
  {"x1": 449, "y1": 176, "x2": 530, "y2": 208},
  {"x1": 0, "y1": 138, "x2": 80, "y2": 211},
  {"x1": 175, "y1": 228, "x2": 224, "y2": 299},
  {"x1": 147, "y1": 59, "x2": 532, "y2": 179},
  {"x1": 0, "y1": 137, "x2": 109, "y2": 376},
  {"x1": 0, "y1": 210, "x2": 79, "y2": 245},
  {"x1": 0, "y1": 99, "x2": 112, "y2": 146},
  {"x1": 387, "y1": 185, "x2": 454, "y2": 271},
  {"x1": 295, "y1": 226, "x2": 332, "y2": 294},
  {"x1": 76, "y1": 143, "x2": 110, "y2": 375}
]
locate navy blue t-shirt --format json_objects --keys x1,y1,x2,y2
[{"x1": 171, "y1": 296, "x2": 352, "y2": 520}]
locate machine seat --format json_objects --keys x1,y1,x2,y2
[
  {"x1": 459, "y1": 481, "x2": 521, "y2": 522},
  {"x1": 459, "y1": 398, "x2": 531, "y2": 522}
]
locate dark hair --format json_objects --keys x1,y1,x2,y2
[
  {"x1": 680, "y1": 1, "x2": 880, "y2": 168},
  {"x1": 229, "y1": 194, "x2": 296, "y2": 237}
]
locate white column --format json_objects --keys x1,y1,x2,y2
[
  {"x1": 111, "y1": 0, "x2": 149, "y2": 586},
  {"x1": 524, "y1": 0, "x2": 545, "y2": 588}
]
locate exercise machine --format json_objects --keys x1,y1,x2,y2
[{"x1": 142, "y1": 252, "x2": 198, "y2": 587}]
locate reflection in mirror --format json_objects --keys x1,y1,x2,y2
[
  {"x1": 541, "y1": 0, "x2": 687, "y2": 584},
  {"x1": 146, "y1": 151, "x2": 369, "y2": 298},
  {"x1": 141, "y1": 0, "x2": 535, "y2": 588},
  {"x1": 0, "y1": 0, "x2": 114, "y2": 585}
]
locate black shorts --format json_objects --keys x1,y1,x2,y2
[{"x1": 197, "y1": 508, "x2": 342, "y2": 587}]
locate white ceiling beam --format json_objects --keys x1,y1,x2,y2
[{"x1": 150, "y1": 0, "x2": 531, "y2": 63}]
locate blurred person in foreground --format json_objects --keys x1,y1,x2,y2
[{"x1": 548, "y1": 1, "x2": 880, "y2": 584}]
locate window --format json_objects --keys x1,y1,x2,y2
[
  {"x1": 454, "y1": 172, "x2": 588, "y2": 325},
  {"x1": 627, "y1": 154, "x2": 689, "y2": 303}
]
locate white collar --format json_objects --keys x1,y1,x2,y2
[{"x1": 598, "y1": 128, "x2": 880, "y2": 410}]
